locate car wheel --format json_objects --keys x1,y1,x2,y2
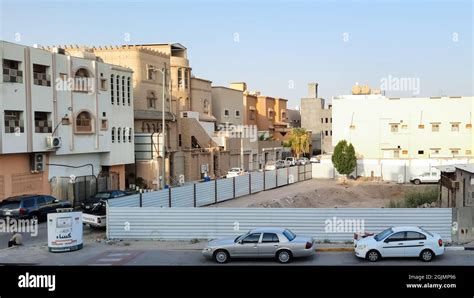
[
  {"x1": 276, "y1": 250, "x2": 292, "y2": 263},
  {"x1": 213, "y1": 250, "x2": 229, "y2": 264},
  {"x1": 413, "y1": 179, "x2": 421, "y2": 185},
  {"x1": 366, "y1": 250, "x2": 381, "y2": 262},
  {"x1": 420, "y1": 249, "x2": 434, "y2": 262}
]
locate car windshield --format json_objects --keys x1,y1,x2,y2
[
  {"x1": 234, "y1": 231, "x2": 251, "y2": 243},
  {"x1": 0, "y1": 201, "x2": 20, "y2": 209},
  {"x1": 283, "y1": 229, "x2": 296, "y2": 241},
  {"x1": 93, "y1": 193, "x2": 112, "y2": 199},
  {"x1": 374, "y1": 228, "x2": 393, "y2": 241}
]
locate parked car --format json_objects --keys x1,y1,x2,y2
[
  {"x1": 410, "y1": 172, "x2": 440, "y2": 185},
  {"x1": 202, "y1": 227, "x2": 315, "y2": 263},
  {"x1": 354, "y1": 226, "x2": 444, "y2": 262},
  {"x1": 226, "y1": 167, "x2": 247, "y2": 178},
  {"x1": 264, "y1": 161, "x2": 277, "y2": 171},
  {"x1": 81, "y1": 190, "x2": 127, "y2": 214},
  {"x1": 285, "y1": 157, "x2": 297, "y2": 166},
  {"x1": 310, "y1": 156, "x2": 320, "y2": 163},
  {"x1": 276, "y1": 160, "x2": 289, "y2": 168},
  {"x1": 298, "y1": 157, "x2": 309, "y2": 165},
  {"x1": 0, "y1": 194, "x2": 72, "y2": 221}
]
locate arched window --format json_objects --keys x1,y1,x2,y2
[
  {"x1": 116, "y1": 75, "x2": 120, "y2": 105},
  {"x1": 74, "y1": 68, "x2": 92, "y2": 92},
  {"x1": 111, "y1": 127, "x2": 116, "y2": 143},
  {"x1": 128, "y1": 128, "x2": 132, "y2": 143},
  {"x1": 117, "y1": 127, "x2": 121, "y2": 143},
  {"x1": 110, "y1": 74, "x2": 114, "y2": 104},
  {"x1": 75, "y1": 111, "x2": 93, "y2": 133}
]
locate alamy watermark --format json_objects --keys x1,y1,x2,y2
[
  {"x1": 324, "y1": 217, "x2": 365, "y2": 233},
  {"x1": 380, "y1": 74, "x2": 420, "y2": 95},
  {"x1": 0, "y1": 217, "x2": 38, "y2": 237},
  {"x1": 216, "y1": 123, "x2": 258, "y2": 142}
]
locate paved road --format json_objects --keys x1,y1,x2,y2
[{"x1": 0, "y1": 222, "x2": 47, "y2": 249}]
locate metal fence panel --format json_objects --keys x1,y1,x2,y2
[
  {"x1": 304, "y1": 164, "x2": 312, "y2": 180},
  {"x1": 289, "y1": 166, "x2": 298, "y2": 183},
  {"x1": 107, "y1": 207, "x2": 453, "y2": 242},
  {"x1": 108, "y1": 194, "x2": 140, "y2": 207},
  {"x1": 217, "y1": 178, "x2": 234, "y2": 202},
  {"x1": 277, "y1": 168, "x2": 288, "y2": 187},
  {"x1": 142, "y1": 189, "x2": 169, "y2": 207},
  {"x1": 235, "y1": 175, "x2": 250, "y2": 198},
  {"x1": 264, "y1": 170, "x2": 277, "y2": 190},
  {"x1": 250, "y1": 172, "x2": 264, "y2": 193},
  {"x1": 170, "y1": 184, "x2": 194, "y2": 207},
  {"x1": 196, "y1": 182, "x2": 215, "y2": 206},
  {"x1": 311, "y1": 163, "x2": 334, "y2": 179}
]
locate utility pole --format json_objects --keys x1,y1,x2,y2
[{"x1": 154, "y1": 66, "x2": 167, "y2": 189}]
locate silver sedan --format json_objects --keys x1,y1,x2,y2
[{"x1": 202, "y1": 227, "x2": 315, "y2": 264}]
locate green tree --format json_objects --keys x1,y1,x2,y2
[
  {"x1": 331, "y1": 140, "x2": 357, "y2": 181},
  {"x1": 289, "y1": 128, "x2": 310, "y2": 159}
]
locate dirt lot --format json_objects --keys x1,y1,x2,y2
[{"x1": 212, "y1": 179, "x2": 437, "y2": 208}]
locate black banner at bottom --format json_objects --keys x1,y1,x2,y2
[{"x1": 0, "y1": 265, "x2": 472, "y2": 297}]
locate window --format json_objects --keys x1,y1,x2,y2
[
  {"x1": 262, "y1": 233, "x2": 279, "y2": 243},
  {"x1": 75, "y1": 111, "x2": 93, "y2": 133},
  {"x1": 374, "y1": 228, "x2": 393, "y2": 241},
  {"x1": 32, "y1": 64, "x2": 51, "y2": 87},
  {"x1": 393, "y1": 150, "x2": 400, "y2": 158},
  {"x1": 22, "y1": 198, "x2": 35, "y2": 208},
  {"x1": 122, "y1": 76, "x2": 125, "y2": 105},
  {"x1": 128, "y1": 128, "x2": 132, "y2": 143},
  {"x1": 431, "y1": 148, "x2": 440, "y2": 155},
  {"x1": 418, "y1": 150, "x2": 424, "y2": 155},
  {"x1": 466, "y1": 150, "x2": 472, "y2": 155},
  {"x1": 325, "y1": 118, "x2": 328, "y2": 123},
  {"x1": 467, "y1": 123, "x2": 472, "y2": 129},
  {"x1": 3, "y1": 59, "x2": 23, "y2": 83},
  {"x1": 101, "y1": 119, "x2": 108, "y2": 131},
  {"x1": 73, "y1": 68, "x2": 91, "y2": 92},
  {"x1": 451, "y1": 123, "x2": 460, "y2": 132},
  {"x1": 224, "y1": 109, "x2": 229, "y2": 117},
  {"x1": 100, "y1": 78, "x2": 107, "y2": 91},
  {"x1": 325, "y1": 131, "x2": 328, "y2": 136},
  {"x1": 451, "y1": 149, "x2": 459, "y2": 155},
  {"x1": 330, "y1": 118, "x2": 332, "y2": 123},
  {"x1": 117, "y1": 128, "x2": 121, "y2": 143},
  {"x1": 34, "y1": 112, "x2": 52, "y2": 133},
  {"x1": 321, "y1": 118, "x2": 323, "y2": 123},
  {"x1": 178, "y1": 68, "x2": 183, "y2": 89},
  {"x1": 36, "y1": 196, "x2": 46, "y2": 206},
  {"x1": 401, "y1": 124, "x2": 408, "y2": 130},
  {"x1": 184, "y1": 69, "x2": 189, "y2": 89},
  {"x1": 116, "y1": 76, "x2": 120, "y2": 105},
  {"x1": 203, "y1": 99, "x2": 209, "y2": 112},
  {"x1": 390, "y1": 124, "x2": 399, "y2": 132},
  {"x1": 418, "y1": 124, "x2": 425, "y2": 129},
  {"x1": 111, "y1": 127, "x2": 115, "y2": 143},
  {"x1": 178, "y1": 134, "x2": 182, "y2": 147},
  {"x1": 249, "y1": 110, "x2": 256, "y2": 120},
  {"x1": 127, "y1": 77, "x2": 131, "y2": 106},
  {"x1": 283, "y1": 229, "x2": 296, "y2": 241},
  {"x1": 281, "y1": 111, "x2": 286, "y2": 120},
  {"x1": 268, "y1": 110, "x2": 274, "y2": 119},
  {"x1": 432, "y1": 123, "x2": 440, "y2": 132},
  {"x1": 147, "y1": 90, "x2": 157, "y2": 109},
  {"x1": 386, "y1": 232, "x2": 405, "y2": 242},
  {"x1": 110, "y1": 74, "x2": 114, "y2": 104},
  {"x1": 147, "y1": 65, "x2": 156, "y2": 80},
  {"x1": 330, "y1": 130, "x2": 332, "y2": 136},
  {"x1": 405, "y1": 232, "x2": 426, "y2": 241},
  {"x1": 235, "y1": 110, "x2": 240, "y2": 117},
  {"x1": 402, "y1": 150, "x2": 408, "y2": 155},
  {"x1": 4, "y1": 110, "x2": 24, "y2": 134},
  {"x1": 242, "y1": 233, "x2": 261, "y2": 244},
  {"x1": 152, "y1": 123, "x2": 156, "y2": 132},
  {"x1": 145, "y1": 123, "x2": 151, "y2": 133},
  {"x1": 123, "y1": 127, "x2": 127, "y2": 142}
]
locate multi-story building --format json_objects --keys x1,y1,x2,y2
[
  {"x1": 332, "y1": 94, "x2": 474, "y2": 159},
  {"x1": 1, "y1": 41, "x2": 134, "y2": 200},
  {"x1": 286, "y1": 108, "x2": 301, "y2": 128},
  {"x1": 301, "y1": 83, "x2": 333, "y2": 155}
]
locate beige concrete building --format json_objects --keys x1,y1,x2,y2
[
  {"x1": 301, "y1": 83, "x2": 333, "y2": 155},
  {"x1": 211, "y1": 86, "x2": 243, "y2": 126},
  {"x1": 332, "y1": 94, "x2": 474, "y2": 159}
]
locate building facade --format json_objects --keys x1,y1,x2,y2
[
  {"x1": 1, "y1": 41, "x2": 134, "y2": 200},
  {"x1": 301, "y1": 83, "x2": 333, "y2": 155},
  {"x1": 332, "y1": 95, "x2": 474, "y2": 159},
  {"x1": 286, "y1": 108, "x2": 301, "y2": 128}
]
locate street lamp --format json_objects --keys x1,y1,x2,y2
[{"x1": 152, "y1": 66, "x2": 167, "y2": 189}]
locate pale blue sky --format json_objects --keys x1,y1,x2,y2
[{"x1": 1, "y1": 0, "x2": 472, "y2": 108}]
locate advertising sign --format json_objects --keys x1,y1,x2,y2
[{"x1": 47, "y1": 212, "x2": 83, "y2": 252}]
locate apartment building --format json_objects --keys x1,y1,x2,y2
[
  {"x1": 301, "y1": 83, "x2": 333, "y2": 155},
  {"x1": 332, "y1": 94, "x2": 474, "y2": 159},
  {"x1": 1, "y1": 41, "x2": 134, "y2": 200},
  {"x1": 286, "y1": 109, "x2": 301, "y2": 128}
]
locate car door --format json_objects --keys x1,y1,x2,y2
[
  {"x1": 430, "y1": 172, "x2": 439, "y2": 183},
  {"x1": 44, "y1": 196, "x2": 60, "y2": 212},
  {"x1": 234, "y1": 233, "x2": 261, "y2": 257},
  {"x1": 258, "y1": 233, "x2": 280, "y2": 257},
  {"x1": 35, "y1": 196, "x2": 49, "y2": 217},
  {"x1": 381, "y1": 232, "x2": 406, "y2": 257},
  {"x1": 404, "y1": 231, "x2": 427, "y2": 257}
]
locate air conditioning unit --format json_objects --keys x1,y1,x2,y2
[
  {"x1": 31, "y1": 153, "x2": 44, "y2": 173},
  {"x1": 46, "y1": 136, "x2": 62, "y2": 149}
]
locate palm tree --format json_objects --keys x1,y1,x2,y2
[{"x1": 288, "y1": 128, "x2": 310, "y2": 159}]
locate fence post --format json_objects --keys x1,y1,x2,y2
[
  {"x1": 233, "y1": 177, "x2": 236, "y2": 198},
  {"x1": 168, "y1": 187, "x2": 172, "y2": 207},
  {"x1": 193, "y1": 183, "x2": 197, "y2": 207},
  {"x1": 139, "y1": 192, "x2": 142, "y2": 207},
  {"x1": 249, "y1": 173, "x2": 252, "y2": 194},
  {"x1": 276, "y1": 169, "x2": 278, "y2": 186},
  {"x1": 263, "y1": 171, "x2": 266, "y2": 190},
  {"x1": 215, "y1": 179, "x2": 218, "y2": 203}
]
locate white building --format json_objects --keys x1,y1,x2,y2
[
  {"x1": 0, "y1": 41, "x2": 134, "y2": 199},
  {"x1": 332, "y1": 94, "x2": 474, "y2": 159}
]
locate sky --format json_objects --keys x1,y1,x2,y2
[{"x1": 1, "y1": 0, "x2": 473, "y2": 108}]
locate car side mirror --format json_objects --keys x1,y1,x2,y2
[
  {"x1": 384, "y1": 238, "x2": 390, "y2": 243},
  {"x1": 53, "y1": 199, "x2": 59, "y2": 203},
  {"x1": 238, "y1": 240, "x2": 243, "y2": 244}
]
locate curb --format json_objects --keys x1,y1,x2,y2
[
  {"x1": 316, "y1": 247, "x2": 354, "y2": 252},
  {"x1": 445, "y1": 246, "x2": 466, "y2": 251}
]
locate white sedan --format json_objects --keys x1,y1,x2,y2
[
  {"x1": 354, "y1": 226, "x2": 444, "y2": 262},
  {"x1": 226, "y1": 168, "x2": 247, "y2": 178}
]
